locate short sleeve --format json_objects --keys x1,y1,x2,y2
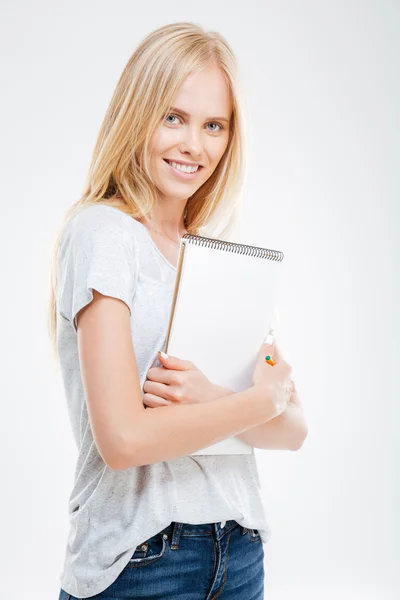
[{"x1": 57, "y1": 206, "x2": 139, "y2": 333}]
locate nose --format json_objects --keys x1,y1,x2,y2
[{"x1": 179, "y1": 126, "x2": 204, "y2": 160}]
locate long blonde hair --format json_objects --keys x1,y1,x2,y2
[{"x1": 47, "y1": 21, "x2": 248, "y2": 360}]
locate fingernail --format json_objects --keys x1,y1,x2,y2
[
  {"x1": 264, "y1": 333, "x2": 274, "y2": 345},
  {"x1": 160, "y1": 351, "x2": 168, "y2": 358}
]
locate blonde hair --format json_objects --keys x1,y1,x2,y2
[{"x1": 47, "y1": 21, "x2": 248, "y2": 360}]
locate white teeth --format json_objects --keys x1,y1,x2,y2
[{"x1": 168, "y1": 160, "x2": 199, "y2": 173}]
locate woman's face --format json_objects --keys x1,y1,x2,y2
[{"x1": 148, "y1": 63, "x2": 232, "y2": 203}]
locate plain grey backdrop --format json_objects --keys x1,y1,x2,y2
[{"x1": 1, "y1": 1, "x2": 399, "y2": 599}]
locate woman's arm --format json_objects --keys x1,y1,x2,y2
[
  {"x1": 128, "y1": 386, "x2": 279, "y2": 468},
  {"x1": 77, "y1": 291, "x2": 283, "y2": 470},
  {"x1": 211, "y1": 384, "x2": 308, "y2": 451}
]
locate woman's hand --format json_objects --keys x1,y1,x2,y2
[
  {"x1": 252, "y1": 336, "x2": 294, "y2": 417},
  {"x1": 144, "y1": 338, "x2": 298, "y2": 415},
  {"x1": 142, "y1": 352, "x2": 223, "y2": 408}
]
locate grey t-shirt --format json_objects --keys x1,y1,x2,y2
[{"x1": 57, "y1": 203, "x2": 271, "y2": 598}]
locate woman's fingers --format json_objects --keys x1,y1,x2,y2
[
  {"x1": 143, "y1": 379, "x2": 181, "y2": 402},
  {"x1": 261, "y1": 331, "x2": 283, "y2": 364},
  {"x1": 146, "y1": 366, "x2": 177, "y2": 384},
  {"x1": 273, "y1": 342, "x2": 284, "y2": 363},
  {"x1": 143, "y1": 392, "x2": 174, "y2": 407},
  {"x1": 289, "y1": 381, "x2": 302, "y2": 407},
  {"x1": 267, "y1": 338, "x2": 284, "y2": 363}
]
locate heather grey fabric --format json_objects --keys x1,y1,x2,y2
[{"x1": 57, "y1": 204, "x2": 271, "y2": 598}]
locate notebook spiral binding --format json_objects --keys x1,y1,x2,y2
[{"x1": 182, "y1": 233, "x2": 284, "y2": 262}]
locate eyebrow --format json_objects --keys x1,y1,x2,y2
[{"x1": 169, "y1": 106, "x2": 230, "y2": 124}]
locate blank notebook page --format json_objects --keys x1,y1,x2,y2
[{"x1": 166, "y1": 236, "x2": 284, "y2": 455}]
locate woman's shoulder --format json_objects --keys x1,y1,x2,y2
[
  {"x1": 57, "y1": 202, "x2": 141, "y2": 327},
  {"x1": 64, "y1": 202, "x2": 143, "y2": 246},
  {"x1": 70, "y1": 202, "x2": 133, "y2": 228}
]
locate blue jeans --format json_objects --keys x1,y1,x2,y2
[{"x1": 59, "y1": 519, "x2": 265, "y2": 599}]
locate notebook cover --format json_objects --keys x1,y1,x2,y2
[{"x1": 165, "y1": 234, "x2": 284, "y2": 455}]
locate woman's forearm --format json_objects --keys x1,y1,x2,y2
[
  {"x1": 214, "y1": 384, "x2": 308, "y2": 450},
  {"x1": 118, "y1": 385, "x2": 279, "y2": 469}
]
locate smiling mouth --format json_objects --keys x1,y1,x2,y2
[{"x1": 163, "y1": 159, "x2": 204, "y2": 176}]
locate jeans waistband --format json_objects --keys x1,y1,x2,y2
[{"x1": 158, "y1": 519, "x2": 254, "y2": 550}]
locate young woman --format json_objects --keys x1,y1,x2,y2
[{"x1": 49, "y1": 21, "x2": 306, "y2": 600}]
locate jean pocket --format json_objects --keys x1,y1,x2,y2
[{"x1": 126, "y1": 531, "x2": 170, "y2": 569}]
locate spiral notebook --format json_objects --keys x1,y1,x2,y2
[{"x1": 164, "y1": 233, "x2": 284, "y2": 456}]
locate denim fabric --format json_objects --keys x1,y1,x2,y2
[{"x1": 58, "y1": 519, "x2": 265, "y2": 599}]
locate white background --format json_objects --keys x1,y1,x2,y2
[{"x1": 1, "y1": 2, "x2": 399, "y2": 599}]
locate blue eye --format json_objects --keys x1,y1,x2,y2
[
  {"x1": 165, "y1": 114, "x2": 179, "y2": 124},
  {"x1": 207, "y1": 122, "x2": 223, "y2": 132},
  {"x1": 164, "y1": 114, "x2": 224, "y2": 132}
]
